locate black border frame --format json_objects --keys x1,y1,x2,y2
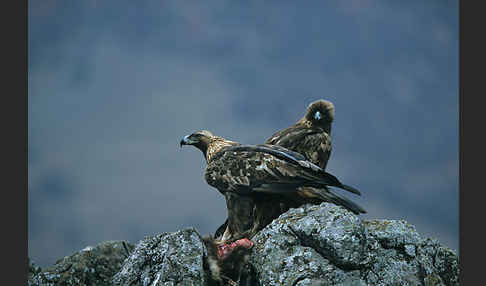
[
  {"x1": 459, "y1": 0, "x2": 482, "y2": 284},
  {"x1": 4, "y1": 0, "x2": 28, "y2": 284}
]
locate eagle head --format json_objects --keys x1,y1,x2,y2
[
  {"x1": 181, "y1": 130, "x2": 237, "y2": 161},
  {"x1": 180, "y1": 130, "x2": 219, "y2": 161},
  {"x1": 180, "y1": 130, "x2": 214, "y2": 147},
  {"x1": 303, "y1": 99, "x2": 334, "y2": 130}
]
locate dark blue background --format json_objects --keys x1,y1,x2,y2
[{"x1": 29, "y1": 0, "x2": 458, "y2": 266}]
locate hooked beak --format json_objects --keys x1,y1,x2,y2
[{"x1": 180, "y1": 135, "x2": 196, "y2": 147}]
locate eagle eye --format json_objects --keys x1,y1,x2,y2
[{"x1": 314, "y1": 111, "x2": 322, "y2": 120}]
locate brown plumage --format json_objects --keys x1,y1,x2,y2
[
  {"x1": 180, "y1": 130, "x2": 362, "y2": 244},
  {"x1": 266, "y1": 99, "x2": 334, "y2": 170},
  {"x1": 266, "y1": 99, "x2": 366, "y2": 215},
  {"x1": 182, "y1": 129, "x2": 364, "y2": 284},
  {"x1": 214, "y1": 100, "x2": 366, "y2": 243},
  {"x1": 214, "y1": 100, "x2": 363, "y2": 239}
]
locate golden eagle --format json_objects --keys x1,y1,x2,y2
[
  {"x1": 265, "y1": 99, "x2": 366, "y2": 215},
  {"x1": 180, "y1": 130, "x2": 361, "y2": 245},
  {"x1": 213, "y1": 100, "x2": 365, "y2": 241}
]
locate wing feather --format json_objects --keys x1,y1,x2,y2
[
  {"x1": 266, "y1": 125, "x2": 323, "y2": 146},
  {"x1": 205, "y1": 144, "x2": 360, "y2": 197},
  {"x1": 298, "y1": 187, "x2": 366, "y2": 214},
  {"x1": 267, "y1": 125, "x2": 332, "y2": 170}
]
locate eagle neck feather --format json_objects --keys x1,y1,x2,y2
[
  {"x1": 296, "y1": 118, "x2": 331, "y2": 134},
  {"x1": 206, "y1": 137, "x2": 238, "y2": 162}
]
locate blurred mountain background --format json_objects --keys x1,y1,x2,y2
[{"x1": 28, "y1": 0, "x2": 458, "y2": 267}]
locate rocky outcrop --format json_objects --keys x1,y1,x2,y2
[
  {"x1": 29, "y1": 203, "x2": 459, "y2": 285},
  {"x1": 29, "y1": 240, "x2": 135, "y2": 286},
  {"x1": 248, "y1": 203, "x2": 458, "y2": 286},
  {"x1": 112, "y1": 228, "x2": 208, "y2": 286}
]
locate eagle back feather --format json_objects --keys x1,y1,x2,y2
[
  {"x1": 204, "y1": 144, "x2": 345, "y2": 198},
  {"x1": 266, "y1": 125, "x2": 332, "y2": 170}
]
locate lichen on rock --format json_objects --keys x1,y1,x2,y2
[
  {"x1": 29, "y1": 240, "x2": 135, "y2": 286},
  {"x1": 112, "y1": 228, "x2": 208, "y2": 286}
]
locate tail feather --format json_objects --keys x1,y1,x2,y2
[
  {"x1": 340, "y1": 184, "x2": 361, "y2": 196},
  {"x1": 305, "y1": 187, "x2": 366, "y2": 214},
  {"x1": 319, "y1": 172, "x2": 361, "y2": 196}
]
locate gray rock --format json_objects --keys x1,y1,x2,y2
[
  {"x1": 112, "y1": 228, "x2": 207, "y2": 286},
  {"x1": 249, "y1": 202, "x2": 459, "y2": 286},
  {"x1": 249, "y1": 203, "x2": 368, "y2": 286},
  {"x1": 30, "y1": 203, "x2": 459, "y2": 285},
  {"x1": 29, "y1": 240, "x2": 134, "y2": 286},
  {"x1": 28, "y1": 258, "x2": 42, "y2": 281}
]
